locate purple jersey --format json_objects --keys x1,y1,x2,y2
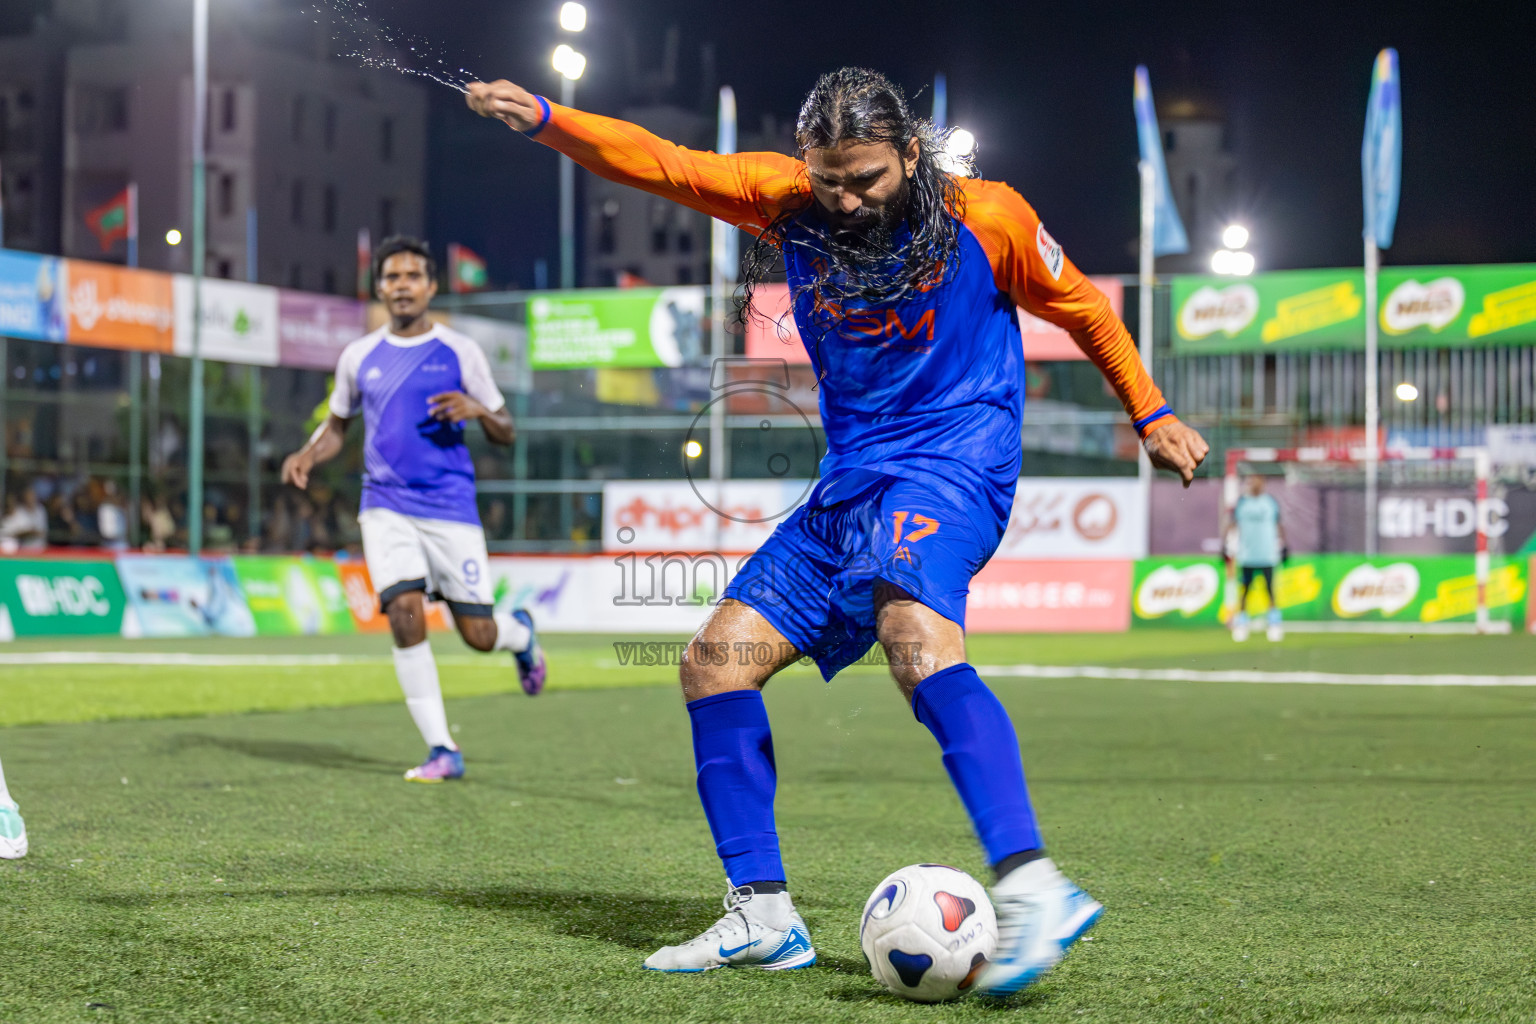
[{"x1": 329, "y1": 326, "x2": 504, "y2": 525}]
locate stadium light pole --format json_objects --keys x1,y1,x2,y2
[
  {"x1": 187, "y1": 0, "x2": 209, "y2": 554},
  {"x1": 553, "y1": 5, "x2": 587, "y2": 290}
]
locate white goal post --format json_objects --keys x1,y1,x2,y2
[{"x1": 1222, "y1": 445, "x2": 1505, "y2": 634}]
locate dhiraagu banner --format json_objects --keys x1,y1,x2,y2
[
  {"x1": 527, "y1": 286, "x2": 706, "y2": 368},
  {"x1": 231, "y1": 556, "x2": 356, "y2": 636},
  {"x1": 1173, "y1": 264, "x2": 1536, "y2": 354},
  {"x1": 0, "y1": 559, "x2": 125, "y2": 638}
]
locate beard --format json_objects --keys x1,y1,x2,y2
[{"x1": 823, "y1": 175, "x2": 911, "y2": 264}]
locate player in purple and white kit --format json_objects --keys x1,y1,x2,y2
[{"x1": 282, "y1": 237, "x2": 546, "y2": 782}]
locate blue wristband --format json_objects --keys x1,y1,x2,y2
[
  {"x1": 524, "y1": 95, "x2": 553, "y2": 137},
  {"x1": 1133, "y1": 404, "x2": 1174, "y2": 436}
]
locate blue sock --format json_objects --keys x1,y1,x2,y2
[
  {"x1": 912, "y1": 663, "x2": 1043, "y2": 866},
  {"x1": 687, "y1": 690, "x2": 784, "y2": 887}
]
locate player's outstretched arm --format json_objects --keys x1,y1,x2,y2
[
  {"x1": 962, "y1": 179, "x2": 1210, "y2": 486},
  {"x1": 466, "y1": 79, "x2": 805, "y2": 231},
  {"x1": 280, "y1": 414, "x2": 350, "y2": 491}
]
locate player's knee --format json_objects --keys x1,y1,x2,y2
[{"x1": 385, "y1": 592, "x2": 427, "y2": 646}]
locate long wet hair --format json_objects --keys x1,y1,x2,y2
[{"x1": 739, "y1": 68, "x2": 969, "y2": 357}]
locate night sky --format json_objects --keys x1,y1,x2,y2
[
  {"x1": 412, "y1": 0, "x2": 1534, "y2": 289},
  {"x1": 7, "y1": 0, "x2": 1534, "y2": 287}
]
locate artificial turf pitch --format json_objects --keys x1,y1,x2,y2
[{"x1": 3, "y1": 632, "x2": 1535, "y2": 1022}]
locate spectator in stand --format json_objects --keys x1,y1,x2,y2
[
  {"x1": 0, "y1": 487, "x2": 49, "y2": 551},
  {"x1": 98, "y1": 481, "x2": 128, "y2": 550},
  {"x1": 142, "y1": 497, "x2": 177, "y2": 552}
]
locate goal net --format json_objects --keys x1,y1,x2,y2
[{"x1": 1220, "y1": 445, "x2": 1519, "y2": 634}]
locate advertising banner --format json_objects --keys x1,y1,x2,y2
[
  {"x1": 230, "y1": 556, "x2": 355, "y2": 635},
  {"x1": 1173, "y1": 264, "x2": 1536, "y2": 354},
  {"x1": 448, "y1": 312, "x2": 530, "y2": 391},
  {"x1": 1134, "y1": 553, "x2": 1528, "y2": 627},
  {"x1": 115, "y1": 555, "x2": 256, "y2": 637},
  {"x1": 603, "y1": 480, "x2": 812, "y2": 553},
  {"x1": 995, "y1": 478, "x2": 1147, "y2": 560},
  {"x1": 487, "y1": 555, "x2": 720, "y2": 633},
  {"x1": 743, "y1": 280, "x2": 1124, "y2": 364},
  {"x1": 334, "y1": 560, "x2": 451, "y2": 632},
  {"x1": 966, "y1": 559, "x2": 1132, "y2": 633},
  {"x1": 65, "y1": 260, "x2": 174, "y2": 351},
  {"x1": 173, "y1": 277, "x2": 280, "y2": 365},
  {"x1": 1280, "y1": 554, "x2": 1526, "y2": 625},
  {"x1": 0, "y1": 249, "x2": 67, "y2": 342},
  {"x1": 1131, "y1": 557, "x2": 1224, "y2": 627},
  {"x1": 0, "y1": 558, "x2": 125, "y2": 639},
  {"x1": 528, "y1": 286, "x2": 706, "y2": 368},
  {"x1": 277, "y1": 291, "x2": 367, "y2": 371}
]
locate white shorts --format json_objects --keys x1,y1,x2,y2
[{"x1": 358, "y1": 508, "x2": 493, "y2": 614}]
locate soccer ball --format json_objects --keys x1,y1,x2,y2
[{"x1": 860, "y1": 863, "x2": 997, "y2": 1003}]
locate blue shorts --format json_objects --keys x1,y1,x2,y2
[{"x1": 723, "y1": 471, "x2": 1007, "y2": 680}]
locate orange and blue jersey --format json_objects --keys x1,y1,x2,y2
[{"x1": 520, "y1": 98, "x2": 1177, "y2": 668}]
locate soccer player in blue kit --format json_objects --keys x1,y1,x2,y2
[
  {"x1": 468, "y1": 69, "x2": 1209, "y2": 992},
  {"x1": 281, "y1": 237, "x2": 546, "y2": 782}
]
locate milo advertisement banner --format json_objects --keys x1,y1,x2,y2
[
  {"x1": 0, "y1": 559, "x2": 125, "y2": 639},
  {"x1": 1172, "y1": 264, "x2": 1536, "y2": 354},
  {"x1": 230, "y1": 556, "x2": 355, "y2": 636},
  {"x1": 1274, "y1": 555, "x2": 1526, "y2": 625},
  {"x1": 1131, "y1": 557, "x2": 1224, "y2": 626},
  {"x1": 527, "y1": 286, "x2": 705, "y2": 368},
  {"x1": 1135, "y1": 554, "x2": 1527, "y2": 627}
]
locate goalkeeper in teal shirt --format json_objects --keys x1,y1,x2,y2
[{"x1": 1231, "y1": 475, "x2": 1287, "y2": 642}]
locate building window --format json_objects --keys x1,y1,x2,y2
[
  {"x1": 322, "y1": 184, "x2": 337, "y2": 233},
  {"x1": 74, "y1": 85, "x2": 129, "y2": 135},
  {"x1": 323, "y1": 102, "x2": 337, "y2": 151},
  {"x1": 676, "y1": 231, "x2": 693, "y2": 254},
  {"x1": 649, "y1": 200, "x2": 669, "y2": 254},
  {"x1": 380, "y1": 116, "x2": 394, "y2": 161},
  {"x1": 290, "y1": 179, "x2": 304, "y2": 226},
  {"x1": 291, "y1": 94, "x2": 306, "y2": 143},
  {"x1": 321, "y1": 267, "x2": 337, "y2": 294},
  {"x1": 215, "y1": 258, "x2": 233, "y2": 279},
  {"x1": 221, "y1": 88, "x2": 237, "y2": 132},
  {"x1": 217, "y1": 172, "x2": 235, "y2": 218},
  {"x1": 380, "y1": 197, "x2": 395, "y2": 237},
  {"x1": 677, "y1": 265, "x2": 693, "y2": 285},
  {"x1": 598, "y1": 198, "x2": 618, "y2": 255},
  {"x1": 288, "y1": 263, "x2": 302, "y2": 289}
]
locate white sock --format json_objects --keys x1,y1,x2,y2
[
  {"x1": 740, "y1": 891, "x2": 796, "y2": 930},
  {"x1": 392, "y1": 641, "x2": 456, "y2": 750},
  {"x1": 0, "y1": 756, "x2": 11, "y2": 806},
  {"x1": 493, "y1": 611, "x2": 531, "y2": 653}
]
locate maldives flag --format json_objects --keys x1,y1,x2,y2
[
  {"x1": 448, "y1": 242, "x2": 487, "y2": 293},
  {"x1": 85, "y1": 186, "x2": 134, "y2": 253}
]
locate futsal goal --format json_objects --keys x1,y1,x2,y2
[{"x1": 1220, "y1": 445, "x2": 1514, "y2": 634}]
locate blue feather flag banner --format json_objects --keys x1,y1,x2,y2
[
  {"x1": 1362, "y1": 48, "x2": 1402, "y2": 250},
  {"x1": 1133, "y1": 66, "x2": 1188, "y2": 257}
]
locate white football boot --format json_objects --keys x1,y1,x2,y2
[
  {"x1": 643, "y1": 885, "x2": 816, "y2": 972},
  {"x1": 0, "y1": 799, "x2": 27, "y2": 859},
  {"x1": 974, "y1": 858, "x2": 1102, "y2": 997},
  {"x1": 1266, "y1": 624, "x2": 1284, "y2": 642}
]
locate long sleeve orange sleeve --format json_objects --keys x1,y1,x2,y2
[
  {"x1": 962, "y1": 178, "x2": 1174, "y2": 435},
  {"x1": 527, "y1": 100, "x2": 809, "y2": 234}
]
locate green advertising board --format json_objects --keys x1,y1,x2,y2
[
  {"x1": 230, "y1": 556, "x2": 355, "y2": 636},
  {"x1": 527, "y1": 286, "x2": 705, "y2": 368},
  {"x1": 1171, "y1": 263, "x2": 1536, "y2": 355},
  {"x1": 0, "y1": 559, "x2": 126, "y2": 637},
  {"x1": 1131, "y1": 557, "x2": 1224, "y2": 627},
  {"x1": 1134, "y1": 554, "x2": 1527, "y2": 627}
]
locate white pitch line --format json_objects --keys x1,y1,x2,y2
[
  {"x1": 976, "y1": 664, "x2": 1536, "y2": 687},
  {"x1": 0, "y1": 652, "x2": 383, "y2": 667}
]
